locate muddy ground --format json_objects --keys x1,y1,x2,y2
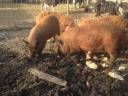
[{"x1": 0, "y1": 12, "x2": 128, "y2": 96}]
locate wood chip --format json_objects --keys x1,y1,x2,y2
[
  {"x1": 108, "y1": 71, "x2": 124, "y2": 81},
  {"x1": 118, "y1": 64, "x2": 128, "y2": 71},
  {"x1": 86, "y1": 61, "x2": 98, "y2": 69},
  {"x1": 28, "y1": 68, "x2": 67, "y2": 87}
]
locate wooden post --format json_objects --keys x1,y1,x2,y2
[
  {"x1": 40, "y1": 0, "x2": 43, "y2": 11},
  {"x1": 67, "y1": 0, "x2": 69, "y2": 15}
]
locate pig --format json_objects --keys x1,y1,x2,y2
[
  {"x1": 78, "y1": 15, "x2": 128, "y2": 32},
  {"x1": 35, "y1": 11, "x2": 75, "y2": 43},
  {"x1": 57, "y1": 23, "x2": 127, "y2": 69},
  {"x1": 25, "y1": 15, "x2": 60, "y2": 58},
  {"x1": 78, "y1": 15, "x2": 128, "y2": 60},
  {"x1": 36, "y1": 11, "x2": 75, "y2": 33}
]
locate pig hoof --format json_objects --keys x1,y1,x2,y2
[
  {"x1": 86, "y1": 52, "x2": 92, "y2": 59},
  {"x1": 86, "y1": 61, "x2": 98, "y2": 69}
]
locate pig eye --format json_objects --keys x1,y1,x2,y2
[{"x1": 58, "y1": 40, "x2": 64, "y2": 45}]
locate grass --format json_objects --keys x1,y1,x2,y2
[
  {"x1": 0, "y1": 2, "x2": 127, "y2": 27},
  {"x1": 0, "y1": 3, "x2": 86, "y2": 25},
  {"x1": 0, "y1": 3, "x2": 83, "y2": 28}
]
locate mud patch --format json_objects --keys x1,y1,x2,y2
[{"x1": 0, "y1": 25, "x2": 128, "y2": 96}]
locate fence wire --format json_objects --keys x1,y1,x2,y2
[
  {"x1": 0, "y1": 0, "x2": 128, "y2": 30},
  {"x1": 0, "y1": 0, "x2": 76, "y2": 29}
]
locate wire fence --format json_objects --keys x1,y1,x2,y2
[
  {"x1": 0, "y1": 1, "x2": 90, "y2": 31},
  {"x1": 0, "y1": 0, "x2": 128, "y2": 30},
  {"x1": 0, "y1": 1, "x2": 40, "y2": 29},
  {"x1": 0, "y1": 0, "x2": 81, "y2": 30}
]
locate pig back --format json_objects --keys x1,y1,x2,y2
[{"x1": 29, "y1": 15, "x2": 60, "y2": 43}]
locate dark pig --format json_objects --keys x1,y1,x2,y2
[{"x1": 26, "y1": 15, "x2": 60, "y2": 58}]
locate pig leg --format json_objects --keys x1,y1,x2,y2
[
  {"x1": 85, "y1": 52, "x2": 98, "y2": 69},
  {"x1": 86, "y1": 51, "x2": 100, "y2": 62},
  {"x1": 86, "y1": 51, "x2": 92, "y2": 60},
  {"x1": 106, "y1": 48, "x2": 117, "y2": 70},
  {"x1": 37, "y1": 41, "x2": 47, "y2": 58},
  {"x1": 37, "y1": 51, "x2": 42, "y2": 58}
]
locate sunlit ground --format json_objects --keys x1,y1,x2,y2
[{"x1": 0, "y1": 3, "x2": 79, "y2": 25}]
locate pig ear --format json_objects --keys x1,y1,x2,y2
[{"x1": 22, "y1": 39, "x2": 29, "y2": 45}]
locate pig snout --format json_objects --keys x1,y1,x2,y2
[
  {"x1": 28, "y1": 51, "x2": 36, "y2": 59},
  {"x1": 57, "y1": 39, "x2": 66, "y2": 57}
]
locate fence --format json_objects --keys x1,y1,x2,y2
[
  {"x1": 0, "y1": 0, "x2": 75, "y2": 30},
  {"x1": 0, "y1": 0, "x2": 93, "y2": 30},
  {"x1": 0, "y1": 0, "x2": 128, "y2": 30},
  {"x1": 0, "y1": 1, "x2": 39, "y2": 29}
]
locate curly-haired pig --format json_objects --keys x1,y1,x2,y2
[
  {"x1": 57, "y1": 23, "x2": 127, "y2": 68},
  {"x1": 78, "y1": 15, "x2": 128, "y2": 61},
  {"x1": 36, "y1": 11, "x2": 75, "y2": 33},
  {"x1": 26, "y1": 15, "x2": 60, "y2": 58}
]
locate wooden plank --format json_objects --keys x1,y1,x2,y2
[{"x1": 28, "y1": 68, "x2": 67, "y2": 87}]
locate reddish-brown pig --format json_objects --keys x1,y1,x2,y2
[
  {"x1": 78, "y1": 16, "x2": 128, "y2": 60},
  {"x1": 26, "y1": 15, "x2": 60, "y2": 58},
  {"x1": 36, "y1": 11, "x2": 75, "y2": 33},
  {"x1": 57, "y1": 23, "x2": 127, "y2": 68},
  {"x1": 78, "y1": 15, "x2": 128, "y2": 33}
]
